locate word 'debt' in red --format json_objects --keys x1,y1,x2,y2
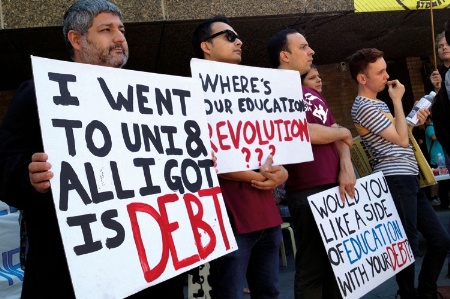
[{"x1": 128, "y1": 186, "x2": 230, "y2": 282}]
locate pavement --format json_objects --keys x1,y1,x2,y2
[
  {"x1": 277, "y1": 208, "x2": 450, "y2": 299},
  {"x1": 185, "y1": 208, "x2": 450, "y2": 299}
]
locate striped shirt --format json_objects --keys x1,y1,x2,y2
[{"x1": 351, "y1": 96, "x2": 418, "y2": 176}]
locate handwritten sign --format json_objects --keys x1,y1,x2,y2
[
  {"x1": 308, "y1": 172, "x2": 413, "y2": 298},
  {"x1": 0, "y1": 201, "x2": 23, "y2": 299},
  {"x1": 190, "y1": 58, "x2": 313, "y2": 173},
  {"x1": 32, "y1": 56, "x2": 237, "y2": 299}
]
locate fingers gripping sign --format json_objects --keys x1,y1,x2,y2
[{"x1": 29, "y1": 152, "x2": 53, "y2": 193}]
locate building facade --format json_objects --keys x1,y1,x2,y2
[{"x1": 1, "y1": 0, "x2": 449, "y2": 135}]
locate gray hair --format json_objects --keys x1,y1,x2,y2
[
  {"x1": 436, "y1": 31, "x2": 445, "y2": 49},
  {"x1": 63, "y1": 0, "x2": 123, "y2": 59}
]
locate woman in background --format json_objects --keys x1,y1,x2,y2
[{"x1": 301, "y1": 64, "x2": 322, "y2": 93}]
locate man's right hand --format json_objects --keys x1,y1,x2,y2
[
  {"x1": 387, "y1": 80, "x2": 405, "y2": 103},
  {"x1": 29, "y1": 152, "x2": 53, "y2": 193},
  {"x1": 339, "y1": 126, "x2": 353, "y2": 148},
  {"x1": 251, "y1": 155, "x2": 288, "y2": 190},
  {"x1": 430, "y1": 70, "x2": 442, "y2": 91}
]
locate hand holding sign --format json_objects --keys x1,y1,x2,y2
[
  {"x1": 251, "y1": 155, "x2": 288, "y2": 190},
  {"x1": 29, "y1": 153, "x2": 53, "y2": 193}
]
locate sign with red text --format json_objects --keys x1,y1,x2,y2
[
  {"x1": 308, "y1": 172, "x2": 413, "y2": 299},
  {"x1": 32, "y1": 56, "x2": 236, "y2": 299},
  {"x1": 190, "y1": 59, "x2": 313, "y2": 173}
]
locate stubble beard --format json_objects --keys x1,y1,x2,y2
[{"x1": 79, "y1": 37, "x2": 128, "y2": 68}]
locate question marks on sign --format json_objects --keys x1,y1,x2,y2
[
  {"x1": 241, "y1": 147, "x2": 251, "y2": 168},
  {"x1": 255, "y1": 148, "x2": 263, "y2": 166},
  {"x1": 269, "y1": 144, "x2": 276, "y2": 156},
  {"x1": 240, "y1": 145, "x2": 277, "y2": 168}
]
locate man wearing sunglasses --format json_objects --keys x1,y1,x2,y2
[{"x1": 192, "y1": 15, "x2": 287, "y2": 299}]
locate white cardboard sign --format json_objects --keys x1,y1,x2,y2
[
  {"x1": 190, "y1": 58, "x2": 313, "y2": 173},
  {"x1": 308, "y1": 172, "x2": 413, "y2": 298},
  {"x1": 32, "y1": 56, "x2": 237, "y2": 299}
]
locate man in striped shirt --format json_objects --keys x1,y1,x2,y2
[{"x1": 349, "y1": 48, "x2": 450, "y2": 299}]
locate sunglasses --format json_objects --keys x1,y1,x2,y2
[{"x1": 204, "y1": 29, "x2": 241, "y2": 43}]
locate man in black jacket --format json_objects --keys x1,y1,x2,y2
[
  {"x1": 0, "y1": 1, "x2": 187, "y2": 298},
  {"x1": 431, "y1": 26, "x2": 450, "y2": 157}
]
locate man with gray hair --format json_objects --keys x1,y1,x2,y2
[
  {"x1": 0, "y1": 1, "x2": 184, "y2": 298},
  {"x1": 62, "y1": 0, "x2": 128, "y2": 68}
]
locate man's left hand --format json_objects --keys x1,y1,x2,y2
[{"x1": 251, "y1": 155, "x2": 288, "y2": 190}]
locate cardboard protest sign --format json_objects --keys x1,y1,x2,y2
[
  {"x1": 190, "y1": 58, "x2": 313, "y2": 173},
  {"x1": 31, "y1": 56, "x2": 236, "y2": 299},
  {"x1": 308, "y1": 172, "x2": 413, "y2": 298},
  {"x1": 0, "y1": 201, "x2": 23, "y2": 299},
  {"x1": 350, "y1": 136, "x2": 375, "y2": 179},
  {"x1": 187, "y1": 262, "x2": 211, "y2": 299},
  {"x1": 351, "y1": 133, "x2": 436, "y2": 187}
]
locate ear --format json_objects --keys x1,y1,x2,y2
[
  {"x1": 200, "y1": 41, "x2": 212, "y2": 56},
  {"x1": 279, "y1": 51, "x2": 289, "y2": 64},
  {"x1": 67, "y1": 30, "x2": 82, "y2": 51},
  {"x1": 356, "y1": 73, "x2": 366, "y2": 85}
]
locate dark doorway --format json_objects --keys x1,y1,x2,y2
[{"x1": 376, "y1": 59, "x2": 415, "y2": 116}]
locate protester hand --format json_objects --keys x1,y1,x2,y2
[
  {"x1": 211, "y1": 151, "x2": 218, "y2": 173},
  {"x1": 415, "y1": 108, "x2": 430, "y2": 127},
  {"x1": 337, "y1": 159, "x2": 356, "y2": 203},
  {"x1": 340, "y1": 126, "x2": 353, "y2": 148},
  {"x1": 430, "y1": 70, "x2": 442, "y2": 91},
  {"x1": 29, "y1": 152, "x2": 53, "y2": 193},
  {"x1": 251, "y1": 155, "x2": 288, "y2": 190},
  {"x1": 387, "y1": 80, "x2": 405, "y2": 103}
]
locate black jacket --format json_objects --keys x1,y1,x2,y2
[
  {"x1": 432, "y1": 66, "x2": 450, "y2": 157},
  {"x1": 0, "y1": 80, "x2": 185, "y2": 298},
  {"x1": 0, "y1": 80, "x2": 75, "y2": 298}
]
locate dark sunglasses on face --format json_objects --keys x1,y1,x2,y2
[{"x1": 204, "y1": 29, "x2": 241, "y2": 43}]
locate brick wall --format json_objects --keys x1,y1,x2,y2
[
  {"x1": 318, "y1": 62, "x2": 358, "y2": 136},
  {"x1": 315, "y1": 57, "x2": 430, "y2": 137},
  {"x1": 406, "y1": 56, "x2": 427, "y2": 103}
]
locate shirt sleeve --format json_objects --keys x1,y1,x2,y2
[{"x1": 356, "y1": 102, "x2": 391, "y2": 135}]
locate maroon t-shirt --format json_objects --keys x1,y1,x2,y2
[
  {"x1": 284, "y1": 87, "x2": 340, "y2": 193},
  {"x1": 218, "y1": 177, "x2": 283, "y2": 235}
]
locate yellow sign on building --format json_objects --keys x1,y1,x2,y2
[{"x1": 354, "y1": 0, "x2": 449, "y2": 12}]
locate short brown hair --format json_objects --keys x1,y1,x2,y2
[{"x1": 348, "y1": 48, "x2": 384, "y2": 82}]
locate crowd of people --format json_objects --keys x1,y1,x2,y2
[
  {"x1": 2, "y1": 1, "x2": 450, "y2": 299},
  {"x1": 349, "y1": 48, "x2": 450, "y2": 299}
]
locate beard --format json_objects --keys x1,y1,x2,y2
[{"x1": 79, "y1": 37, "x2": 128, "y2": 68}]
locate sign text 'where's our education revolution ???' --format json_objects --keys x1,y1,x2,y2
[{"x1": 190, "y1": 58, "x2": 314, "y2": 173}]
